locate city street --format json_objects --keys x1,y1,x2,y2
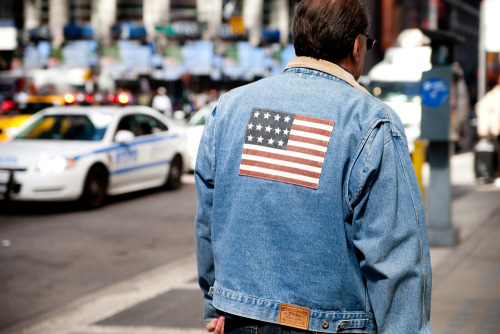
[
  {"x1": 1, "y1": 152, "x2": 500, "y2": 334},
  {"x1": 0, "y1": 177, "x2": 198, "y2": 331}
]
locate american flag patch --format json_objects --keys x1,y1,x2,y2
[{"x1": 239, "y1": 108, "x2": 334, "y2": 189}]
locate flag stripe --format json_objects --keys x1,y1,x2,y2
[
  {"x1": 293, "y1": 119, "x2": 335, "y2": 132},
  {"x1": 295, "y1": 114, "x2": 335, "y2": 126},
  {"x1": 288, "y1": 134, "x2": 330, "y2": 147},
  {"x1": 291, "y1": 124, "x2": 333, "y2": 137},
  {"x1": 290, "y1": 129, "x2": 332, "y2": 142},
  {"x1": 286, "y1": 144, "x2": 327, "y2": 157},
  {"x1": 287, "y1": 140, "x2": 328, "y2": 152},
  {"x1": 242, "y1": 148, "x2": 323, "y2": 168},
  {"x1": 240, "y1": 159, "x2": 321, "y2": 178},
  {"x1": 239, "y1": 168, "x2": 319, "y2": 189},
  {"x1": 239, "y1": 164, "x2": 319, "y2": 183},
  {"x1": 239, "y1": 169, "x2": 319, "y2": 189},
  {"x1": 241, "y1": 154, "x2": 322, "y2": 173},
  {"x1": 243, "y1": 144, "x2": 324, "y2": 167}
]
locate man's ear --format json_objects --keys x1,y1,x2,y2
[{"x1": 351, "y1": 35, "x2": 362, "y2": 62}]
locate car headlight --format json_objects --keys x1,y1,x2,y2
[{"x1": 36, "y1": 157, "x2": 75, "y2": 173}]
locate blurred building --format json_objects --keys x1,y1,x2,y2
[{"x1": 0, "y1": 0, "x2": 480, "y2": 90}]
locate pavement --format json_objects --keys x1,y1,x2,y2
[{"x1": 3, "y1": 152, "x2": 500, "y2": 334}]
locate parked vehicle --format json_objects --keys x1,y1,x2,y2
[
  {"x1": 0, "y1": 105, "x2": 189, "y2": 208},
  {"x1": 0, "y1": 94, "x2": 66, "y2": 140},
  {"x1": 184, "y1": 100, "x2": 217, "y2": 171},
  {"x1": 365, "y1": 29, "x2": 470, "y2": 153}
]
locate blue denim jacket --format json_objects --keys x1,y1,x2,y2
[{"x1": 195, "y1": 57, "x2": 433, "y2": 334}]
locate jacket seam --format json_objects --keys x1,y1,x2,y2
[
  {"x1": 344, "y1": 118, "x2": 390, "y2": 215},
  {"x1": 211, "y1": 94, "x2": 225, "y2": 178},
  {"x1": 393, "y1": 136, "x2": 430, "y2": 334}
]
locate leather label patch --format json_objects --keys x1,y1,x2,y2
[{"x1": 277, "y1": 303, "x2": 310, "y2": 330}]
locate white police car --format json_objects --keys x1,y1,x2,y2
[{"x1": 0, "y1": 106, "x2": 190, "y2": 209}]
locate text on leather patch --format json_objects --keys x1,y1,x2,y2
[{"x1": 277, "y1": 303, "x2": 310, "y2": 330}]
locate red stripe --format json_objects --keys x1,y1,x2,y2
[
  {"x1": 242, "y1": 148, "x2": 323, "y2": 168},
  {"x1": 294, "y1": 114, "x2": 335, "y2": 126},
  {"x1": 239, "y1": 169, "x2": 318, "y2": 189},
  {"x1": 288, "y1": 134, "x2": 329, "y2": 147},
  {"x1": 291, "y1": 124, "x2": 332, "y2": 137},
  {"x1": 286, "y1": 145, "x2": 326, "y2": 157},
  {"x1": 240, "y1": 159, "x2": 321, "y2": 179}
]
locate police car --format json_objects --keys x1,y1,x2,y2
[{"x1": 0, "y1": 106, "x2": 190, "y2": 209}]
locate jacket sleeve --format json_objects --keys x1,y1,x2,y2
[
  {"x1": 194, "y1": 104, "x2": 219, "y2": 324},
  {"x1": 347, "y1": 121, "x2": 433, "y2": 334}
]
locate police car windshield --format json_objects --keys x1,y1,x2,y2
[
  {"x1": 366, "y1": 81, "x2": 421, "y2": 103},
  {"x1": 15, "y1": 114, "x2": 110, "y2": 141}
]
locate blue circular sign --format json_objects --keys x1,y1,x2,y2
[{"x1": 420, "y1": 78, "x2": 450, "y2": 108}]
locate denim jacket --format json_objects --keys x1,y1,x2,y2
[{"x1": 195, "y1": 57, "x2": 433, "y2": 334}]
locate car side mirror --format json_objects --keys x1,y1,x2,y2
[{"x1": 114, "y1": 129, "x2": 135, "y2": 143}]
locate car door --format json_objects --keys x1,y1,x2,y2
[
  {"x1": 109, "y1": 114, "x2": 147, "y2": 192},
  {"x1": 135, "y1": 113, "x2": 174, "y2": 182}
]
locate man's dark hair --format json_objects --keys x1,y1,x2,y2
[{"x1": 292, "y1": 0, "x2": 370, "y2": 62}]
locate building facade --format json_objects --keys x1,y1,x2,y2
[{"x1": 0, "y1": 0, "x2": 481, "y2": 89}]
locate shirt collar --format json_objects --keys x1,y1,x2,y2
[{"x1": 284, "y1": 57, "x2": 370, "y2": 95}]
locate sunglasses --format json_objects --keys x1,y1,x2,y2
[{"x1": 364, "y1": 34, "x2": 376, "y2": 50}]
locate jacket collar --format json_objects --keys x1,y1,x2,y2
[{"x1": 284, "y1": 57, "x2": 370, "y2": 95}]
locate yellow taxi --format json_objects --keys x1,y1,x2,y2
[{"x1": 0, "y1": 95, "x2": 66, "y2": 140}]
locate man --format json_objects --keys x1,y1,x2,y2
[
  {"x1": 195, "y1": 0, "x2": 433, "y2": 333},
  {"x1": 476, "y1": 74, "x2": 500, "y2": 181},
  {"x1": 151, "y1": 87, "x2": 172, "y2": 116}
]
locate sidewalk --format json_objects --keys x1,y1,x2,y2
[{"x1": 3, "y1": 152, "x2": 500, "y2": 334}]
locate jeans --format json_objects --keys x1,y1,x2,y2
[{"x1": 225, "y1": 317, "x2": 325, "y2": 334}]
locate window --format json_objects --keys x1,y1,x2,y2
[
  {"x1": 69, "y1": 0, "x2": 91, "y2": 23},
  {"x1": 136, "y1": 114, "x2": 168, "y2": 135},
  {"x1": 116, "y1": 115, "x2": 141, "y2": 137},
  {"x1": 16, "y1": 115, "x2": 104, "y2": 141},
  {"x1": 116, "y1": 0, "x2": 143, "y2": 21},
  {"x1": 170, "y1": 0, "x2": 197, "y2": 21}
]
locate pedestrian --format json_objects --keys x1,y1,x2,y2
[
  {"x1": 476, "y1": 73, "x2": 500, "y2": 181},
  {"x1": 151, "y1": 87, "x2": 172, "y2": 117},
  {"x1": 195, "y1": 0, "x2": 433, "y2": 333}
]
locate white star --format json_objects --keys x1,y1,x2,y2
[
  {"x1": 248, "y1": 123, "x2": 254, "y2": 130},
  {"x1": 284, "y1": 116, "x2": 291, "y2": 122},
  {"x1": 278, "y1": 140, "x2": 284, "y2": 147},
  {"x1": 274, "y1": 127, "x2": 281, "y2": 134},
  {"x1": 265, "y1": 125, "x2": 272, "y2": 132},
  {"x1": 254, "y1": 111, "x2": 260, "y2": 118},
  {"x1": 247, "y1": 134, "x2": 254, "y2": 142},
  {"x1": 257, "y1": 136, "x2": 264, "y2": 143},
  {"x1": 256, "y1": 124, "x2": 263, "y2": 131},
  {"x1": 268, "y1": 138, "x2": 275, "y2": 145},
  {"x1": 263, "y1": 112, "x2": 271, "y2": 119},
  {"x1": 274, "y1": 114, "x2": 280, "y2": 121},
  {"x1": 283, "y1": 129, "x2": 289, "y2": 135}
]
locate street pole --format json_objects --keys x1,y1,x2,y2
[
  {"x1": 478, "y1": 1, "x2": 486, "y2": 101},
  {"x1": 428, "y1": 0, "x2": 438, "y2": 30}
]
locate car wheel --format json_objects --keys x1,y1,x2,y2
[
  {"x1": 80, "y1": 165, "x2": 108, "y2": 209},
  {"x1": 165, "y1": 155, "x2": 183, "y2": 189}
]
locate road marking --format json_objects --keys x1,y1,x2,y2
[{"x1": 5, "y1": 253, "x2": 203, "y2": 334}]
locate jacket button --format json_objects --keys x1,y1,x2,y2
[
  {"x1": 337, "y1": 321, "x2": 350, "y2": 330},
  {"x1": 321, "y1": 320, "x2": 329, "y2": 329}
]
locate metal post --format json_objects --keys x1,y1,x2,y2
[
  {"x1": 426, "y1": 142, "x2": 458, "y2": 246},
  {"x1": 243, "y1": 0, "x2": 263, "y2": 46},
  {"x1": 428, "y1": 0, "x2": 438, "y2": 30},
  {"x1": 420, "y1": 64, "x2": 459, "y2": 246},
  {"x1": 49, "y1": 0, "x2": 68, "y2": 48}
]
